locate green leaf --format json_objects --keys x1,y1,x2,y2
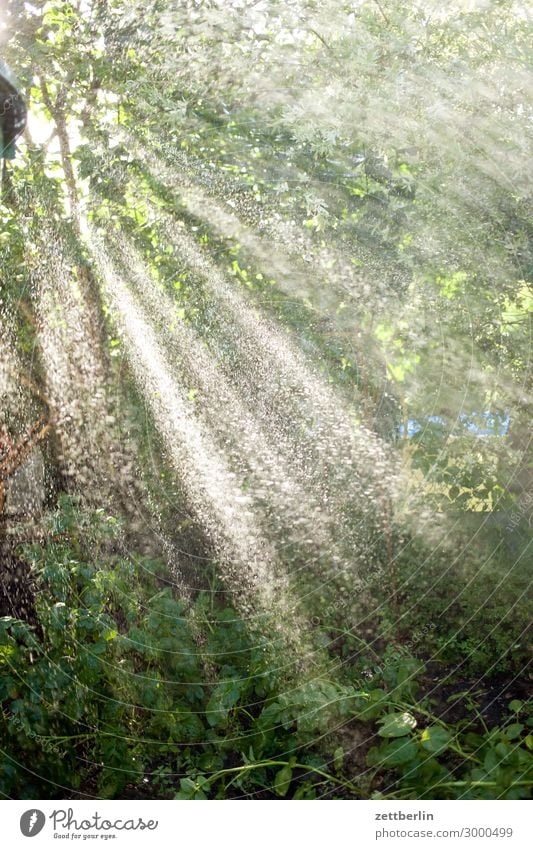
[
  {"x1": 292, "y1": 782, "x2": 316, "y2": 800},
  {"x1": 504, "y1": 723, "x2": 524, "y2": 741},
  {"x1": 0, "y1": 645, "x2": 15, "y2": 664},
  {"x1": 273, "y1": 764, "x2": 292, "y2": 797},
  {"x1": 367, "y1": 738, "x2": 418, "y2": 767},
  {"x1": 378, "y1": 711, "x2": 417, "y2": 738},
  {"x1": 205, "y1": 679, "x2": 242, "y2": 727},
  {"x1": 508, "y1": 700, "x2": 523, "y2": 714},
  {"x1": 175, "y1": 776, "x2": 208, "y2": 800},
  {"x1": 355, "y1": 688, "x2": 388, "y2": 720},
  {"x1": 420, "y1": 725, "x2": 451, "y2": 753},
  {"x1": 333, "y1": 745, "x2": 344, "y2": 773}
]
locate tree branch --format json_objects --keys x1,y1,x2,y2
[{"x1": 372, "y1": 0, "x2": 390, "y2": 26}]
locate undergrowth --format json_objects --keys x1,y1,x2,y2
[{"x1": 0, "y1": 499, "x2": 531, "y2": 800}]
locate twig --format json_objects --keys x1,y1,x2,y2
[
  {"x1": 372, "y1": 0, "x2": 390, "y2": 26},
  {"x1": 0, "y1": 418, "x2": 53, "y2": 481}
]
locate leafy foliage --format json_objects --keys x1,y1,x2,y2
[
  {"x1": 0, "y1": 501, "x2": 530, "y2": 800},
  {"x1": 0, "y1": 0, "x2": 531, "y2": 803}
]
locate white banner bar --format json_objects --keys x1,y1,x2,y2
[{"x1": 1, "y1": 799, "x2": 531, "y2": 848}]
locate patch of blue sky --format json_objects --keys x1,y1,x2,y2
[{"x1": 399, "y1": 412, "x2": 510, "y2": 438}]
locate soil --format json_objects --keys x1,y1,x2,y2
[
  {"x1": 0, "y1": 533, "x2": 40, "y2": 628},
  {"x1": 419, "y1": 662, "x2": 532, "y2": 726}
]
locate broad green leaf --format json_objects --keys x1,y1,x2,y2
[
  {"x1": 333, "y1": 745, "x2": 344, "y2": 772},
  {"x1": 274, "y1": 764, "x2": 293, "y2": 797},
  {"x1": 378, "y1": 711, "x2": 417, "y2": 738},
  {"x1": 505, "y1": 723, "x2": 524, "y2": 741},
  {"x1": 367, "y1": 738, "x2": 418, "y2": 767},
  {"x1": 420, "y1": 725, "x2": 451, "y2": 753}
]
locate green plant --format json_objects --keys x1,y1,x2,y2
[{"x1": 364, "y1": 696, "x2": 533, "y2": 800}]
